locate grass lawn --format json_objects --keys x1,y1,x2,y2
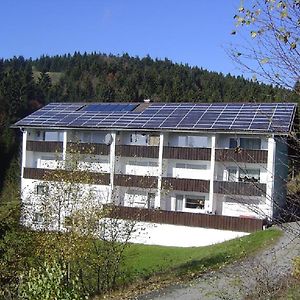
[{"x1": 114, "y1": 228, "x2": 282, "y2": 293}]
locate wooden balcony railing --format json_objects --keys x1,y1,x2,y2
[
  {"x1": 114, "y1": 174, "x2": 157, "y2": 189},
  {"x1": 107, "y1": 205, "x2": 264, "y2": 233},
  {"x1": 163, "y1": 146, "x2": 211, "y2": 161},
  {"x1": 162, "y1": 177, "x2": 210, "y2": 192},
  {"x1": 115, "y1": 145, "x2": 159, "y2": 158},
  {"x1": 23, "y1": 167, "x2": 110, "y2": 185},
  {"x1": 215, "y1": 149, "x2": 268, "y2": 164},
  {"x1": 214, "y1": 181, "x2": 266, "y2": 196},
  {"x1": 67, "y1": 142, "x2": 109, "y2": 155},
  {"x1": 26, "y1": 141, "x2": 63, "y2": 153}
]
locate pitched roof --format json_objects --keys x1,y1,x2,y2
[{"x1": 13, "y1": 102, "x2": 297, "y2": 134}]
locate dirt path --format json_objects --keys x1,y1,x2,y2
[{"x1": 135, "y1": 223, "x2": 300, "y2": 300}]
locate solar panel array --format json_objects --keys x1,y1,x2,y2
[
  {"x1": 14, "y1": 102, "x2": 296, "y2": 133},
  {"x1": 81, "y1": 103, "x2": 138, "y2": 112}
]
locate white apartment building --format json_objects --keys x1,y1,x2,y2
[{"x1": 13, "y1": 102, "x2": 297, "y2": 242}]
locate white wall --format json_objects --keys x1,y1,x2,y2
[
  {"x1": 77, "y1": 155, "x2": 110, "y2": 173},
  {"x1": 26, "y1": 151, "x2": 63, "y2": 168},
  {"x1": 21, "y1": 178, "x2": 111, "y2": 229},
  {"x1": 164, "y1": 159, "x2": 211, "y2": 180},
  {"x1": 217, "y1": 194, "x2": 268, "y2": 218},
  {"x1": 116, "y1": 157, "x2": 159, "y2": 176}
]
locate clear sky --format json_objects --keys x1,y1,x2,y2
[{"x1": 0, "y1": 0, "x2": 242, "y2": 75}]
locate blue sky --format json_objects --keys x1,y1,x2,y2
[{"x1": 1, "y1": 0, "x2": 241, "y2": 75}]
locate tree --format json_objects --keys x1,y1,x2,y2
[
  {"x1": 230, "y1": 0, "x2": 300, "y2": 92},
  {"x1": 21, "y1": 144, "x2": 141, "y2": 296}
]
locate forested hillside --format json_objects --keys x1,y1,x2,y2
[{"x1": 0, "y1": 52, "x2": 298, "y2": 192}]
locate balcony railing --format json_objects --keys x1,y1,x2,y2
[
  {"x1": 67, "y1": 142, "x2": 109, "y2": 155},
  {"x1": 107, "y1": 205, "x2": 264, "y2": 233},
  {"x1": 114, "y1": 174, "x2": 157, "y2": 189},
  {"x1": 23, "y1": 167, "x2": 110, "y2": 185},
  {"x1": 163, "y1": 146, "x2": 211, "y2": 160},
  {"x1": 162, "y1": 177, "x2": 210, "y2": 192},
  {"x1": 115, "y1": 145, "x2": 159, "y2": 158},
  {"x1": 215, "y1": 149, "x2": 268, "y2": 164},
  {"x1": 26, "y1": 141, "x2": 63, "y2": 153},
  {"x1": 214, "y1": 181, "x2": 266, "y2": 196}
]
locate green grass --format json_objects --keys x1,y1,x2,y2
[{"x1": 121, "y1": 228, "x2": 282, "y2": 285}]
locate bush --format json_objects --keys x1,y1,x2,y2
[{"x1": 18, "y1": 260, "x2": 87, "y2": 300}]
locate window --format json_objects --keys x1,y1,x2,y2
[
  {"x1": 240, "y1": 138, "x2": 261, "y2": 150},
  {"x1": 175, "y1": 135, "x2": 209, "y2": 148},
  {"x1": 226, "y1": 168, "x2": 260, "y2": 183},
  {"x1": 148, "y1": 135, "x2": 160, "y2": 146},
  {"x1": 82, "y1": 132, "x2": 92, "y2": 143},
  {"x1": 91, "y1": 132, "x2": 105, "y2": 144},
  {"x1": 185, "y1": 196, "x2": 206, "y2": 209},
  {"x1": 175, "y1": 195, "x2": 183, "y2": 211},
  {"x1": 228, "y1": 168, "x2": 238, "y2": 182},
  {"x1": 64, "y1": 216, "x2": 73, "y2": 227},
  {"x1": 175, "y1": 194, "x2": 206, "y2": 210},
  {"x1": 36, "y1": 185, "x2": 48, "y2": 195},
  {"x1": 130, "y1": 133, "x2": 148, "y2": 145},
  {"x1": 147, "y1": 193, "x2": 156, "y2": 209},
  {"x1": 229, "y1": 138, "x2": 238, "y2": 148},
  {"x1": 44, "y1": 131, "x2": 64, "y2": 142},
  {"x1": 229, "y1": 137, "x2": 261, "y2": 150},
  {"x1": 187, "y1": 136, "x2": 208, "y2": 148},
  {"x1": 239, "y1": 169, "x2": 260, "y2": 183},
  {"x1": 33, "y1": 212, "x2": 43, "y2": 224}
]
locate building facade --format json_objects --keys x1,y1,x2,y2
[{"x1": 14, "y1": 102, "x2": 297, "y2": 232}]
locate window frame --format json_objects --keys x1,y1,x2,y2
[{"x1": 175, "y1": 194, "x2": 206, "y2": 211}]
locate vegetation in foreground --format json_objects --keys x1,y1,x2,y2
[
  {"x1": 96, "y1": 228, "x2": 282, "y2": 299},
  {"x1": 0, "y1": 186, "x2": 282, "y2": 300}
]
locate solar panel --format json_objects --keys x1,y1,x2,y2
[
  {"x1": 80, "y1": 103, "x2": 137, "y2": 112},
  {"x1": 14, "y1": 102, "x2": 297, "y2": 134}
]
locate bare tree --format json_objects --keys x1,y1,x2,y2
[{"x1": 229, "y1": 0, "x2": 300, "y2": 91}]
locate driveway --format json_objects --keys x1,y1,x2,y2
[{"x1": 136, "y1": 223, "x2": 300, "y2": 300}]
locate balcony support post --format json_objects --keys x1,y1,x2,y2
[
  {"x1": 266, "y1": 136, "x2": 276, "y2": 219},
  {"x1": 156, "y1": 132, "x2": 164, "y2": 208},
  {"x1": 109, "y1": 132, "x2": 116, "y2": 203},
  {"x1": 208, "y1": 135, "x2": 216, "y2": 213},
  {"x1": 62, "y1": 131, "x2": 67, "y2": 162},
  {"x1": 21, "y1": 129, "x2": 28, "y2": 179}
]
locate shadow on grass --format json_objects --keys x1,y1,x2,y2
[{"x1": 174, "y1": 251, "x2": 231, "y2": 276}]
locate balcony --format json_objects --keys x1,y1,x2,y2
[
  {"x1": 162, "y1": 177, "x2": 210, "y2": 193},
  {"x1": 67, "y1": 142, "x2": 109, "y2": 155},
  {"x1": 215, "y1": 149, "x2": 268, "y2": 164},
  {"x1": 214, "y1": 181, "x2": 266, "y2": 196},
  {"x1": 163, "y1": 146, "x2": 211, "y2": 161},
  {"x1": 23, "y1": 167, "x2": 110, "y2": 185},
  {"x1": 26, "y1": 141, "x2": 63, "y2": 153},
  {"x1": 115, "y1": 145, "x2": 159, "y2": 158},
  {"x1": 114, "y1": 174, "x2": 157, "y2": 189}
]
